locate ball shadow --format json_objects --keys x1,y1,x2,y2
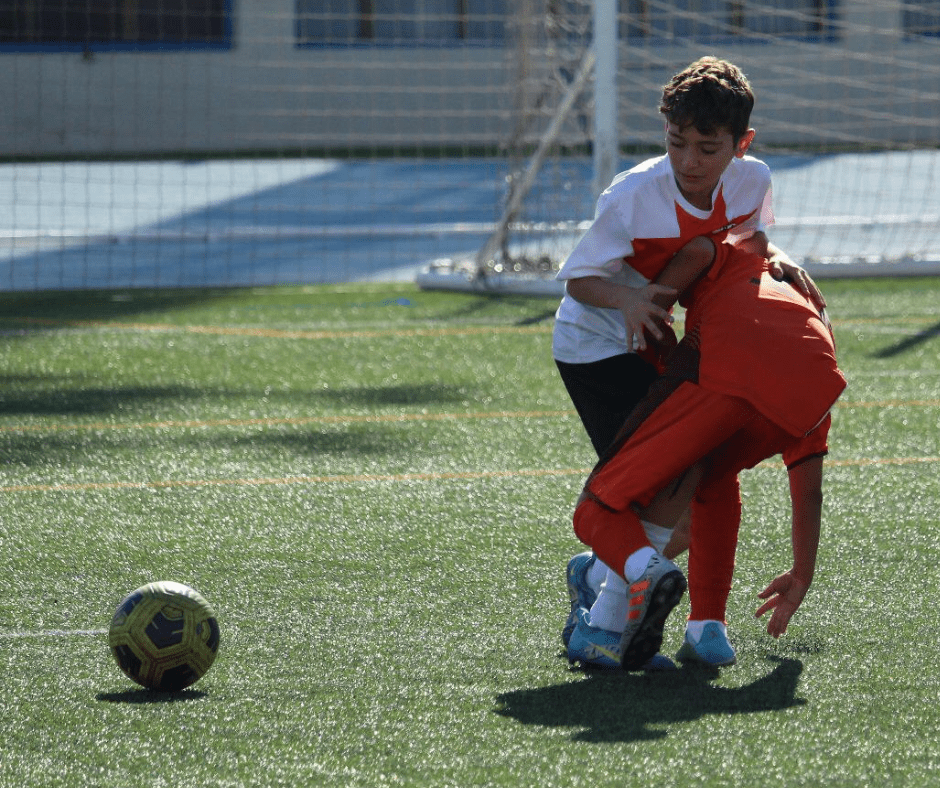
[{"x1": 96, "y1": 687, "x2": 209, "y2": 704}]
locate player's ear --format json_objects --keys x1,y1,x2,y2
[{"x1": 736, "y1": 129, "x2": 756, "y2": 157}]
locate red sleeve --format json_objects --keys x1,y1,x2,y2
[{"x1": 783, "y1": 413, "x2": 831, "y2": 469}]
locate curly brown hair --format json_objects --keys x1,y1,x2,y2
[{"x1": 659, "y1": 57, "x2": 755, "y2": 142}]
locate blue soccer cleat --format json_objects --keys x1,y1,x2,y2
[
  {"x1": 619, "y1": 553, "x2": 687, "y2": 671},
  {"x1": 675, "y1": 620, "x2": 737, "y2": 667},
  {"x1": 567, "y1": 607, "x2": 620, "y2": 668},
  {"x1": 568, "y1": 607, "x2": 676, "y2": 671},
  {"x1": 562, "y1": 551, "x2": 598, "y2": 647}
]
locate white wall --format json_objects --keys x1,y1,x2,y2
[
  {"x1": 1, "y1": 1, "x2": 510, "y2": 157},
  {"x1": 2, "y1": 0, "x2": 939, "y2": 158}
]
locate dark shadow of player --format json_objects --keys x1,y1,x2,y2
[
  {"x1": 494, "y1": 655, "x2": 805, "y2": 743},
  {"x1": 873, "y1": 319, "x2": 940, "y2": 358}
]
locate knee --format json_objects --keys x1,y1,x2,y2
[
  {"x1": 573, "y1": 498, "x2": 594, "y2": 546},
  {"x1": 573, "y1": 495, "x2": 609, "y2": 546}
]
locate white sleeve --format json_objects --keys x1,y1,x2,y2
[
  {"x1": 555, "y1": 195, "x2": 635, "y2": 281},
  {"x1": 727, "y1": 168, "x2": 775, "y2": 243},
  {"x1": 758, "y1": 181, "x2": 775, "y2": 231}
]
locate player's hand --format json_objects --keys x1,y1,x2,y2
[
  {"x1": 621, "y1": 283, "x2": 676, "y2": 352},
  {"x1": 755, "y1": 570, "x2": 811, "y2": 638},
  {"x1": 649, "y1": 321, "x2": 678, "y2": 361},
  {"x1": 769, "y1": 259, "x2": 826, "y2": 310}
]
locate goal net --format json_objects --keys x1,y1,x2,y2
[
  {"x1": 3, "y1": 1, "x2": 940, "y2": 291},
  {"x1": 419, "y1": 0, "x2": 940, "y2": 294}
]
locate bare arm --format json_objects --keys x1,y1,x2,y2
[
  {"x1": 647, "y1": 236, "x2": 717, "y2": 312},
  {"x1": 755, "y1": 455, "x2": 824, "y2": 637},
  {"x1": 565, "y1": 276, "x2": 676, "y2": 352}
]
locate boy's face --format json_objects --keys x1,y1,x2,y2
[{"x1": 665, "y1": 121, "x2": 755, "y2": 210}]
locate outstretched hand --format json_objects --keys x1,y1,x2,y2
[
  {"x1": 621, "y1": 283, "x2": 676, "y2": 352},
  {"x1": 755, "y1": 571, "x2": 811, "y2": 638}
]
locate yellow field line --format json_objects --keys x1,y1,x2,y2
[
  {"x1": 0, "y1": 629, "x2": 108, "y2": 640},
  {"x1": 2, "y1": 457, "x2": 937, "y2": 495},
  {"x1": 826, "y1": 457, "x2": 940, "y2": 467},
  {"x1": 0, "y1": 467, "x2": 584, "y2": 494},
  {"x1": 4, "y1": 312, "x2": 937, "y2": 340},
  {"x1": 841, "y1": 399, "x2": 940, "y2": 408},
  {"x1": 0, "y1": 628, "x2": 107, "y2": 639},
  {"x1": 4, "y1": 316, "x2": 547, "y2": 340},
  {"x1": 0, "y1": 399, "x2": 935, "y2": 436},
  {"x1": 737, "y1": 456, "x2": 940, "y2": 469},
  {"x1": 0, "y1": 410, "x2": 575, "y2": 434},
  {"x1": 832, "y1": 315, "x2": 939, "y2": 326}
]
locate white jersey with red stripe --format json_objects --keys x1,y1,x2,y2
[{"x1": 552, "y1": 154, "x2": 774, "y2": 364}]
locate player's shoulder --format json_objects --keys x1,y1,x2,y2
[
  {"x1": 725, "y1": 155, "x2": 772, "y2": 183},
  {"x1": 719, "y1": 157, "x2": 772, "y2": 208},
  {"x1": 601, "y1": 155, "x2": 669, "y2": 202},
  {"x1": 626, "y1": 154, "x2": 671, "y2": 183}
]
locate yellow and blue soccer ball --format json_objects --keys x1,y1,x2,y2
[{"x1": 108, "y1": 581, "x2": 220, "y2": 691}]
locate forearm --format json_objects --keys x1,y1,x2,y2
[
  {"x1": 649, "y1": 236, "x2": 716, "y2": 310},
  {"x1": 565, "y1": 275, "x2": 674, "y2": 351},
  {"x1": 753, "y1": 457, "x2": 825, "y2": 637},
  {"x1": 566, "y1": 276, "x2": 638, "y2": 311},
  {"x1": 791, "y1": 493, "x2": 821, "y2": 586},
  {"x1": 755, "y1": 457, "x2": 824, "y2": 637},
  {"x1": 788, "y1": 458, "x2": 824, "y2": 585}
]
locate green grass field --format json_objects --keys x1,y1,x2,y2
[{"x1": 1, "y1": 277, "x2": 938, "y2": 787}]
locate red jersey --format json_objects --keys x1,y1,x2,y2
[{"x1": 681, "y1": 248, "x2": 846, "y2": 438}]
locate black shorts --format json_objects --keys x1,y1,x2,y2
[{"x1": 555, "y1": 354, "x2": 658, "y2": 457}]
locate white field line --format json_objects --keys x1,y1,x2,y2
[{"x1": 0, "y1": 628, "x2": 107, "y2": 639}]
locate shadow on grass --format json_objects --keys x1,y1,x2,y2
[
  {"x1": 0, "y1": 289, "x2": 242, "y2": 328},
  {"x1": 0, "y1": 380, "x2": 469, "y2": 423},
  {"x1": 514, "y1": 308, "x2": 558, "y2": 327},
  {"x1": 494, "y1": 656, "x2": 805, "y2": 743},
  {"x1": 872, "y1": 319, "x2": 940, "y2": 358},
  {"x1": 0, "y1": 384, "x2": 201, "y2": 418},
  {"x1": 0, "y1": 380, "x2": 478, "y2": 466},
  {"x1": 97, "y1": 688, "x2": 209, "y2": 704},
  {"x1": 430, "y1": 293, "x2": 557, "y2": 326},
  {"x1": 229, "y1": 423, "x2": 417, "y2": 459}
]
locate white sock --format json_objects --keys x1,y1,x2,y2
[
  {"x1": 624, "y1": 546, "x2": 656, "y2": 584},
  {"x1": 642, "y1": 520, "x2": 673, "y2": 553},
  {"x1": 685, "y1": 619, "x2": 726, "y2": 643},
  {"x1": 588, "y1": 568, "x2": 629, "y2": 633},
  {"x1": 586, "y1": 556, "x2": 609, "y2": 595}
]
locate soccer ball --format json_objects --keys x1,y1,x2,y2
[{"x1": 108, "y1": 581, "x2": 220, "y2": 691}]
